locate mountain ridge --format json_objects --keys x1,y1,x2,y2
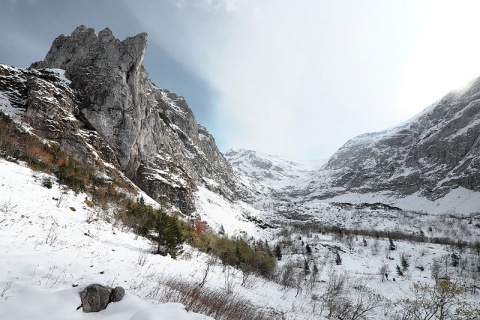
[{"x1": 1, "y1": 26, "x2": 237, "y2": 213}]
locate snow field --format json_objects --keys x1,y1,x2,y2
[{"x1": 0, "y1": 159, "x2": 315, "y2": 319}]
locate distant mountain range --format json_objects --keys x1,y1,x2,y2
[{"x1": 1, "y1": 25, "x2": 479, "y2": 216}]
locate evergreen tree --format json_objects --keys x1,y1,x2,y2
[
  {"x1": 389, "y1": 237, "x2": 396, "y2": 251},
  {"x1": 304, "y1": 259, "x2": 310, "y2": 274},
  {"x1": 305, "y1": 243, "x2": 312, "y2": 255},
  {"x1": 396, "y1": 264, "x2": 404, "y2": 276},
  {"x1": 274, "y1": 244, "x2": 282, "y2": 261},
  {"x1": 335, "y1": 252, "x2": 342, "y2": 265},
  {"x1": 401, "y1": 253, "x2": 410, "y2": 271},
  {"x1": 149, "y1": 210, "x2": 184, "y2": 259}
]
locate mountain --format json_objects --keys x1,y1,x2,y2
[
  {"x1": 224, "y1": 148, "x2": 318, "y2": 189},
  {"x1": 225, "y1": 84, "x2": 480, "y2": 214},
  {"x1": 323, "y1": 82, "x2": 480, "y2": 200},
  {"x1": 0, "y1": 25, "x2": 236, "y2": 213},
  {"x1": 2, "y1": 25, "x2": 480, "y2": 320}
]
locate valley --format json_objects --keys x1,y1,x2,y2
[{"x1": 1, "y1": 26, "x2": 480, "y2": 319}]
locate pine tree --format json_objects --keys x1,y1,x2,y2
[
  {"x1": 336, "y1": 252, "x2": 342, "y2": 265},
  {"x1": 401, "y1": 253, "x2": 410, "y2": 271},
  {"x1": 396, "y1": 265, "x2": 404, "y2": 276},
  {"x1": 274, "y1": 244, "x2": 282, "y2": 261},
  {"x1": 304, "y1": 259, "x2": 310, "y2": 274},
  {"x1": 389, "y1": 237, "x2": 396, "y2": 251},
  {"x1": 305, "y1": 243, "x2": 312, "y2": 255},
  {"x1": 149, "y1": 210, "x2": 184, "y2": 259}
]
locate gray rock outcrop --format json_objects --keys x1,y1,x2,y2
[{"x1": 22, "y1": 25, "x2": 237, "y2": 212}]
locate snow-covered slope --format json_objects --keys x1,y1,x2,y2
[
  {"x1": 3, "y1": 158, "x2": 479, "y2": 320},
  {"x1": 224, "y1": 81, "x2": 480, "y2": 215},
  {"x1": 322, "y1": 79, "x2": 480, "y2": 203},
  {"x1": 0, "y1": 159, "x2": 213, "y2": 320},
  {"x1": 224, "y1": 148, "x2": 319, "y2": 189}
]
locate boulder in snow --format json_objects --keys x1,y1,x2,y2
[{"x1": 79, "y1": 284, "x2": 111, "y2": 312}]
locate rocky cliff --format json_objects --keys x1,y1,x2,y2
[
  {"x1": 323, "y1": 79, "x2": 480, "y2": 200},
  {"x1": 1, "y1": 25, "x2": 236, "y2": 213}
]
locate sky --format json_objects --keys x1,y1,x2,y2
[{"x1": 2, "y1": 0, "x2": 480, "y2": 160}]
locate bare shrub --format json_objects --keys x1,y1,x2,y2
[
  {"x1": 320, "y1": 272, "x2": 384, "y2": 320},
  {"x1": 396, "y1": 282, "x2": 465, "y2": 320},
  {"x1": 379, "y1": 263, "x2": 390, "y2": 281},
  {"x1": 0, "y1": 281, "x2": 13, "y2": 300},
  {"x1": 137, "y1": 249, "x2": 148, "y2": 266},
  {"x1": 277, "y1": 262, "x2": 296, "y2": 289},
  {"x1": 371, "y1": 238, "x2": 381, "y2": 256},
  {"x1": 0, "y1": 199, "x2": 17, "y2": 214},
  {"x1": 152, "y1": 276, "x2": 279, "y2": 320},
  {"x1": 45, "y1": 220, "x2": 59, "y2": 246}
]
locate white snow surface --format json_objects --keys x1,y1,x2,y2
[
  {"x1": 323, "y1": 187, "x2": 480, "y2": 215},
  {"x1": 0, "y1": 91, "x2": 24, "y2": 120},
  {"x1": 224, "y1": 148, "x2": 319, "y2": 189},
  {"x1": 0, "y1": 158, "x2": 332, "y2": 320},
  {"x1": 194, "y1": 186, "x2": 268, "y2": 238},
  {"x1": 2, "y1": 157, "x2": 480, "y2": 319},
  {"x1": 45, "y1": 68, "x2": 72, "y2": 85},
  {"x1": 0, "y1": 159, "x2": 213, "y2": 320}
]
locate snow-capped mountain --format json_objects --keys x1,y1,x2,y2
[
  {"x1": 323, "y1": 81, "x2": 480, "y2": 201},
  {"x1": 225, "y1": 80, "x2": 480, "y2": 215},
  {"x1": 2, "y1": 25, "x2": 480, "y2": 320},
  {"x1": 0, "y1": 25, "x2": 237, "y2": 214},
  {"x1": 224, "y1": 148, "x2": 320, "y2": 189}
]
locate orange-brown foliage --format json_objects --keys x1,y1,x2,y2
[
  {"x1": 193, "y1": 220, "x2": 205, "y2": 243},
  {"x1": 28, "y1": 145, "x2": 53, "y2": 165}
]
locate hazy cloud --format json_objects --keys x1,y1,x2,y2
[{"x1": 4, "y1": 0, "x2": 480, "y2": 160}]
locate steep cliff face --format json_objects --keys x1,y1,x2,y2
[
  {"x1": 324, "y1": 78, "x2": 480, "y2": 200},
  {"x1": 2, "y1": 26, "x2": 236, "y2": 213}
]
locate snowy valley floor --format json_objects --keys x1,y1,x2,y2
[{"x1": 1, "y1": 159, "x2": 479, "y2": 319}]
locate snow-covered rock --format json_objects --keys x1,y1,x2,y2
[{"x1": 1, "y1": 25, "x2": 237, "y2": 214}]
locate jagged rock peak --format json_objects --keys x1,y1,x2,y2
[
  {"x1": 22, "y1": 25, "x2": 238, "y2": 213},
  {"x1": 31, "y1": 25, "x2": 147, "y2": 75}
]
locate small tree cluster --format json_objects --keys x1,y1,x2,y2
[
  {"x1": 191, "y1": 232, "x2": 276, "y2": 279},
  {"x1": 122, "y1": 198, "x2": 185, "y2": 259}
]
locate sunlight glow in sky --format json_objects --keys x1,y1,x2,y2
[
  {"x1": 126, "y1": 0, "x2": 480, "y2": 160},
  {"x1": 395, "y1": 1, "x2": 480, "y2": 118},
  {"x1": 3, "y1": 0, "x2": 480, "y2": 160}
]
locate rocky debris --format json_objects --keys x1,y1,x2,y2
[{"x1": 0, "y1": 25, "x2": 239, "y2": 213}]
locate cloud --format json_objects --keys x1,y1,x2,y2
[
  {"x1": 125, "y1": 1, "x2": 421, "y2": 159},
  {"x1": 116, "y1": 1, "x2": 480, "y2": 160}
]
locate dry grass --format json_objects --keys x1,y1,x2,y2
[{"x1": 149, "y1": 276, "x2": 282, "y2": 320}]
